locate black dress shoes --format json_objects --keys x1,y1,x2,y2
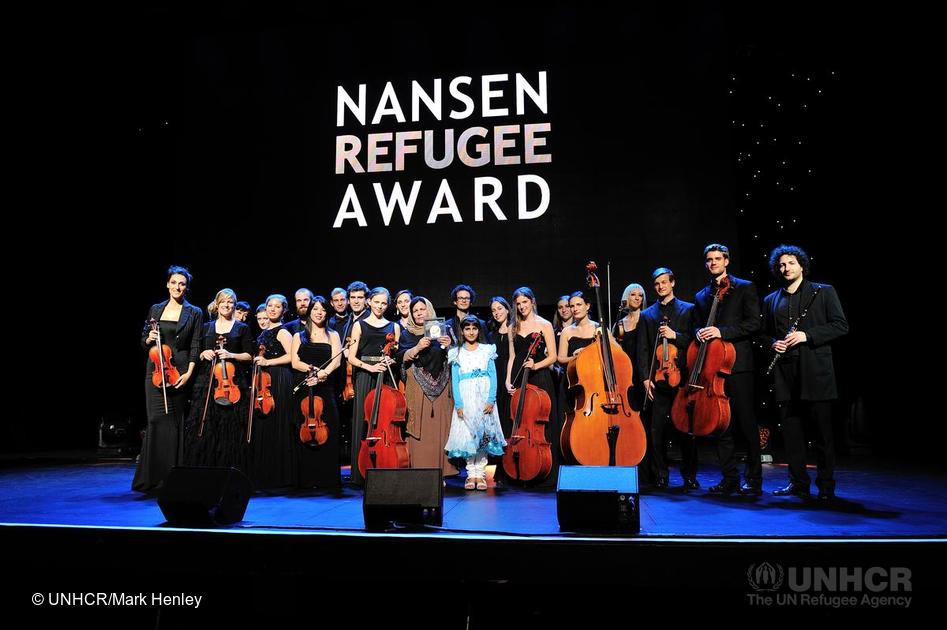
[
  {"x1": 708, "y1": 479, "x2": 740, "y2": 495},
  {"x1": 773, "y1": 482, "x2": 811, "y2": 497},
  {"x1": 739, "y1": 480, "x2": 763, "y2": 496},
  {"x1": 655, "y1": 477, "x2": 669, "y2": 489},
  {"x1": 816, "y1": 480, "x2": 836, "y2": 501},
  {"x1": 683, "y1": 478, "x2": 701, "y2": 492}
]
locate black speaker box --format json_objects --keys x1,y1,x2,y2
[
  {"x1": 556, "y1": 466, "x2": 640, "y2": 534},
  {"x1": 157, "y1": 466, "x2": 252, "y2": 527},
  {"x1": 363, "y1": 468, "x2": 443, "y2": 530}
]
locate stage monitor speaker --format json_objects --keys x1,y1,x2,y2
[
  {"x1": 556, "y1": 466, "x2": 639, "y2": 534},
  {"x1": 363, "y1": 468, "x2": 443, "y2": 530},
  {"x1": 157, "y1": 466, "x2": 252, "y2": 527}
]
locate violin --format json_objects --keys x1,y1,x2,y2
[
  {"x1": 502, "y1": 332, "x2": 553, "y2": 482},
  {"x1": 148, "y1": 318, "x2": 180, "y2": 415},
  {"x1": 298, "y1": 366, "x2": 329, "y2": 445},
  {"x1": 213, "y1": 335, "x2": 241, "y2": 406},
  {"x1": 246, "y1": 344, "x2": 274, "y2": 444},
  {"x1": 670, "y1": 276, "x2": 735, "y2": 436},
  {"x1": 561, "y1": 261, "x2": 646, "y2": 466},
  {"x1": 342, "y1": 336, "x2": 355, "y2": 402},
  {"x1": 253, "y1": 345, "x2": 275, "y2": 415},
  {"x1": 653, "y1": 316, "x2": 681, "y2": 388},
  {"x1": 357, "y1": 333, "x2": 409, "y2": 476}
]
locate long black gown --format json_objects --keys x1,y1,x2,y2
[
  {"x1": 249, "y1": 325, "x2": 297, "y2": 490},
  {"x1": 350, "y1": 320, "x2": 399, "y2": 485},
  {"x1": 184, "y1": 321, "x2": 254, "y2": 473},
  {"x1": 133, "y1": 299, "x2": 203, "y2": 492},
  {"x1": 512, "y1": 333, "x2": 561, "y2": 487},
  {"x1": 294, "y1": 339, "x2": 342, "y2": 489}
]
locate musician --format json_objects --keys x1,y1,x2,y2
[
  {"x1": 763, "y1": 245, "x2": 848, "y2": 500},
  {"x1": 488, "y1": 296, "x2": 514, "y2": 485},
  {"x1": 291, "y1": 295, "x2": 343, "y2": 491},
  {"x1": 448, "y1": 284, "x2": 487, "y2": 343},
  {"x1": 507, "y1": 287, "x2": 560, "y2": 484},
  {"x1": 693, "y1": 244, "x2": 763, "y2": 496},
  {"x1": 329, "y1": 281, "x2": 369, "y2": 478},
  {"x1": 234, "y1": 301, "x2": 250, "y2": 322},
  {"x1": 394, "y1": 289, "x2": 414, "y2": 332},
  {"x1": 346, "y1": 287, "x2": 400, "y2": 486},
  {"x1": 133, "y1": 265, "x2": 203, "y2": 493},
  {"x1": 613, "y1": 283, "x2": 647, "y2": 412},
  {"x1": 329, "y1": 287, "x2": 349, "y2": 321},
  {"x1": 552, "y1": 295, "x2": 573, "y2": 334},
  {"x1": 284, "y1": 288, "x2": 314, "y2": 336},
  {"x1": 396, "y1": 296, "x2": 458, "y2": 477},
  {"x1": 185, "y1": 288, "x2": 254, "y2": 472},
  {"x1": 249, "y1": 294, "x2": 297, "y2": 490},
  {"x1": 255, "y1": 303, "x2": 270, "y2": 332},
  {"x1": 636, "y1": 268, "x2": 697, "y2": 490}
]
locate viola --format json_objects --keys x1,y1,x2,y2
[
  {"x1": 502, "y1": 332, "x2": 553, "y2": 482},
  {"x1": 357, "y1": 333, "x2": 409, "y2": 476},
  {"x1": 561, "y1": 261, "x2": 646, "y2": 466},
  {"x1": 653, "y1": 316, "x2": 681, "y2": 388},
  {"x1": 148, "y1": 318, "x2": 180, "y2": 415},
  {"x1": 299, "y1": 366, "x2": 329, "y2": 445},
  {"x1": 670, "y1": 276, "x2": 735, "y2": 436}
]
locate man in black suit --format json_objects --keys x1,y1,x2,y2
[
  {"x1": 763, "y1": 244, "x2": 849, "y2": 500},
  {"x1": 637, "y1": 267, "x2": 698, "y2": 491},
  {"x1": 693, "y1": 243, "x2": 763, "y2": 496}
]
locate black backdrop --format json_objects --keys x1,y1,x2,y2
[{"x1": 12, "y1": 3, "x2": 934, "y2": 461}]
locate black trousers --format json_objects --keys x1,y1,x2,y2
[
  {"x1": 645, "y1": 385, "x2": 698, "y2": 482},
  {"x1": 776, "y1": 358, "x2": 835, "y2": 485},
  {"x1": 716, "y1": 371, "x2": 761, "y2": 482}
]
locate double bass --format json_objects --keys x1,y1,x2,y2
[
  {"x1": 671, "y1": 276, "x2": 735, "y2": 436},
  {"x1": 357, "y1": 333, "x2": 409, "y2": 476},
  {"x1": 502, "y1": 332, "x2": 552, "y2": 482},
  {"x1": 148, "y1": 318, "x2": 180, "y2": 415},
  {"x1": 561, "y1": 262, "x2": 646, "y2": 466}
]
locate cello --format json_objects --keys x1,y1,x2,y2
[
  {"x1": 148, "y1": 318, "x2": 181, "y2": 415},
  {"x1": 502, "y1": 332, "x2": 553, "y2": 482},
  {"x1": 670, "y1": 276, "x2": 735, "y2": 436},
  {"x1": 357, "y1": 333, "x2": 409, "y2": 476},
  {"x1": 562, "y1": 262, "x2": 647, "y2": 466}
]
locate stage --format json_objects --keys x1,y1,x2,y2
[{"x1": 2, "y1": 453, "x2": 944, "y2": 624}]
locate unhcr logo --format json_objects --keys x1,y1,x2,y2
[
  {"x1": 747, "y1": 562, "x2": 784, "y2": 592},
  {"x1": 746, "y1": 563, "x2": 913, "y2": 608}
]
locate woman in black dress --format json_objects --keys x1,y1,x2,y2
[
  {"x1": 613, "y1": 283, "x2": 647, "y2": 411},
  {"x1": 185, "y1": 288, "x2": 254, "y2": 472},
  {"x1": 345, "y1": 287, "x2": 400, "y2": 486},
  {"x1": 505, "y1": 287, "x2": 560, "y2": 486},
  {"x1": 291, "y1": 295, "x2": 343, "y2": 491},
  {"x1": 487, "y1": 296, "x2": 513, "y2": 484},
  {"x1": 133, "y1": 265, "x2": 203, "y2": 493},
  {"x1": 249, "y1": 294, "x2": 298, "y2": 490}
]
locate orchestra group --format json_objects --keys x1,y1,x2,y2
[{"x1": 134, "y1": 242, "x2": 849, "y2": 502}]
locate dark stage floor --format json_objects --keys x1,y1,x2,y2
[{"x1": 2, "y1": 454, "x2": 944, "y2": 625}]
